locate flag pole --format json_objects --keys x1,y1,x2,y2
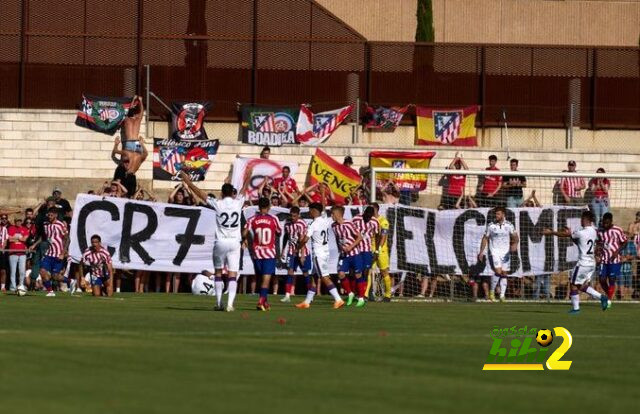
[{"x1": 502, "y1": 109, "x2": 511, "y2": 161}]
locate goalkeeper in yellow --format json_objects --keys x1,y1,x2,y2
[{"x1": 369, "y1": 203, "x2": 392, "y2": 302}]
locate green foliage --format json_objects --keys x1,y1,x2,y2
[{"x1": 416, "y1": 0, "x2": 434, "y2": 42}]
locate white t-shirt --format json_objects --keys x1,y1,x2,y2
[
  {"x1": 191, "y1": 274, "x2": 215, "y2": 296},
  {"x1": 206, "y1": 196, "x2": 245, "y2": 241},
  {"x1": 486, "y1": 220, "x2": 516, "y2": 255},
  {"x1": 571, "y1": 226, "x2": 597, "y2": 267},
  {"x1": 306, "y1": 213, "x2": 332, "y2": 255}
]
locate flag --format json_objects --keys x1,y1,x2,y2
[
  {"x1": 75, "y1": 94, "x2": 133, "y2": 135},
  {"x1": 369, "y1": 151, "x2": 435, "y2": 192},
  {"x1": 153, "y1": 138, "x2": 219, "y2": 181},
  {"x1": 296, "y1": 105, "x2": 353, "y2": 146},
  {"x1": 308, "y1": 149, "x2": 361, "y2": 204},
  {"x1": 231, "y1": 158, "x2": 299, "y2": 200},
  {"x1": 363, "y1": 105, "x2": 409, "y2": 131},
  {"x1": 171, "y1": 102, "x2": 211, "y2": 140},
  {"x1": 240, "y1": 105, "x2": 298, "y2": 146},
  {"x1": 416, "y1": 105, "x2": 478, "y2": 146}
]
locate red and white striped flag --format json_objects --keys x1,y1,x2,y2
[{"x1": 295, "y1": 105, "x2": 353, "y2": 146}]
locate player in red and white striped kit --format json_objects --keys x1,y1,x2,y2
[
  {"x1": 37, "y1": 208, "x2": 69, "y2": 297},
  {"x1": 331, "y1": 205, "x2": 365, "y2": 307},
  {"x1": 243, "y1": 197, "x2": 281, "y2": 311},
  {"x1": 280, "y1": 206, "x2": 311, "y2": 303},
  {"x1": 81, "y1": 234, "x2": 115, "y2": 297},
  {"x1": 352, "y1": 206, "x2": 379, "y2": 299},
  {"x1": 597, "y1": 212, "x2": 628, "y2": 309}
]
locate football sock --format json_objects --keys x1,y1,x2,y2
[
  {"x1": 499, "y1": 277, "x2": 507, "y2": 298},
  {"x1": 326, "y1": 283, "x2": 342, "y2": 301},
  {"x1": 63, "y1": 277, "x2": 69, "y2": 287},
  {"x1": 0, "y1": 283, "x2": 4, "y2": 290},
  {"x1": 259, "y1": 287, "x2": 269, "y2": 303},
  {"x1": 341, "y1": 277, "x2": 352, "y2": 294},
  {"x1": 356, "y1": 276, "x2": 367, "y2": 299},
  {"x1": 304, "y1": 287, "x2": 316, "y2": 304},
  {"x1": 43, "y1": 280, "x2": 52, "y2": 291},
  {"x1": 214, "y1": 277, "x2": 224, "y2": 307},
  {"x1": 383, "y1": 274, "x2": 392, "y2": 298},
  {"x1": 585, "y1": 286, "x2": 602, "y2": 299},
  {"x1": 570, "y1": 290, "x2": 580, "y2": 310},
  {"x1": 490, "y1": 275, "x2": 499, "y2": 291},
  {"x1": 285, "y1": 275, "x2": 294, "y2": 296},
  {"x1": 227, "y1": 277, "x2": 237, "y2": 307},
  {"x1": 607, "y1": 285, "x2": 615, "y2": 300},
  {"x1": 116, "y1": 287, "x2": 121, "y2": 293}
]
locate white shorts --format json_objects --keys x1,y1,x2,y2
[
  {"x1": 570, "y1": 265, "x2": 595, "y2": 286},
  {"x1": 491, "y1": 251, "x2": 510, "y2": 272},
  {"x1": 313, "y1": 250, "x2": 331, "y2": 278},
  {"x1": 214, "y1": 240, "x2": 241, "y2": 273}
]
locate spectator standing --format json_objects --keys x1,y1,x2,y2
[
  {"x1": 502, "y1": 159, "x2": 527, "y2": 208},
  {"x1": 478, "y1": 155, "x2": 502, "y2": 207},
  {"x1": 7, "y1": 217, "x2": 29, "y2": 291},
  {"x1": 0, "y1": 214, "x2": 8, "y2": 291},
  {"x1": 272, "y1": 166, "x2": 299, "y2": 205},
  {"x1": 52, "y1": 187, "x2": 72, "y2": 222},
  {"x1": 442, "y1": 152, "x2": 468, "y2": 209},
  {"x1": 628, "y1": 212, "x2": 640, "y2": 251},
  {"x1": 588, "y1": 168, "x2": 610, "y2": 226},
  {"x1": 558, "y1": 160, "x2": 586, "y2": 206},
  {"x1": 619, "y1": 237, "x2": 637, "y2": 300},
  {"x1": 260, "y1": 145, "x2": 271, "y2": 159}
]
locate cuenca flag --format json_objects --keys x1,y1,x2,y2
[{"x1": 295, "y1": 105, "x2": 353, "y2": 146}]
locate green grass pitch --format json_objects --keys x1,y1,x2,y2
[{"x1": 0, "y1": 294, "x2": 638, "y2": 414}]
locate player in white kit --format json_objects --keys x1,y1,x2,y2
[
  {"x1": 191, "y1": 273, "x2": 216, "y2": 296},
  {"x1": 295, "y1": 202, "x2": 344, "y2": 309},
  {"x1": 181, "y1": 172, "x2": 245, "y2": 312},
  {"x1": 478, "y1": 207, "x2": 519, "y2": 302},
  {"x1": 544, "y1": 210, "x2": 608, "y2": 313}
]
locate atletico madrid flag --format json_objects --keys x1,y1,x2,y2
[
  {"x1": 295, "y1": 105, "x2": 353, "y2": 146},
  {"x1": 416, "y1": 106, "x2": 478, "y2": 146}
]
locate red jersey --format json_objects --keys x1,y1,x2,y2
[
  {"x1": 352, "y1": 215, "x2": 380, "y2": 253},
  {"x1": 588, "y1": 177, "x2": 610, "y2": 199},
  {"x1": 284, "y1": 219, "x2": 309, "y2": 256},
  {"x1": 44, "y1": 219, "x2": 68, "y2": 258},
  {"x1": 245, "y1": 213, "x2": 281, "y2": 259},
  {"x1": 82, "y1": 246, "x2": 112, "y2": 278},
  {"x1": 272, "y1": 177, "x2": 299, "y2": 201},
  {"x1": 598, "y1": 225, "x2": 627, "y2": 264},
  {"x1": 331, "y1": 219, "x2": 360, "y2": 257},
  {"x1": 447, "y1": 174, "x2": 466, "y2": 197},
  {"x1": 481, "y1": 167, "x2": 502, "y2": 195},
  {"x1": 560, "y1": 176, "x2": 586, "y2": 198},
  {"x1": 7, "y1": 225, "x2": 29, "y2": 254}
]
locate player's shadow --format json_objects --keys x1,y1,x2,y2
[
  {"x1": 510, "y1": 309, "x2": 557, "y2": 314},
  {"x1": 165, "y1": 306, "x2": 214, "y2": 312}
]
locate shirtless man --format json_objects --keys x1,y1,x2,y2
[{"x1": 112, "y1": 96, "x2": 147, "y2": 175}]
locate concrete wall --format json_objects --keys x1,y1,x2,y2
[
  {"x1": 433, "y1": 0, "x2": 640, "y2": 46},
  {"x1": 1, "y1": 109, "x2": 640, "y2": 208}
]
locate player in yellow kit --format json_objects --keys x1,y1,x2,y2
[{"x1": 370, "y1": 203, "x2": 392, "y2": 302}]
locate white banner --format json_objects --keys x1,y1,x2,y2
[
  {"x1": 241, "y1": 205, "x2": 586, "y2": 277},
  {"x1": 231, "y1": 157, "x2": 299, "y2": 200},
  {"x1": 69, "y1": 194, "x2": 217, "y2": 273}
]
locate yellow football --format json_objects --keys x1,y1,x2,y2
[{"x1": 536, "y1": 329, "x2": 553, "y2": 347}]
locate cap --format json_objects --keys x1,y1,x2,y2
[
  {"x1": 52, "y1": 187, "x2": 62, "y2": 194},
  {"x1": 46, "y1": 196, "x2": 56, "y2": 202}
]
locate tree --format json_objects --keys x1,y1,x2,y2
[{"x1": 416, "y1": 0, "x2": 434, "y2": 43}]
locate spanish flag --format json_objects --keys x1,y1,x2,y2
[
  {"x1": 369, "y1": 151, "x2": 435, "y2": 191},
  {"x1": 416, "y1": 105, "x2": 478, "y2": 146},
  {"x1": 308, "y1": 149, "x2": 361, "y2": 204}
]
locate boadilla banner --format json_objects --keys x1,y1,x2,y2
[{"x1": 241, "y1": 105, "x2": 298, "y2": 146}]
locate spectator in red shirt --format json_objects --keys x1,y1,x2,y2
[
  {"x1": 589, "y1": 167, "x2": 610, "y2": 226},
  {"x1": 272, "y1": 166, "x2": 300, "y2": 205},
  {"x1": 558, "y1": 160, "x2": 586, "y2": 206},
  {"x1": 478, "y1": 155, "x2": 502, "y2": 207},
  {"x1": 7, "y1": 218, "x2": 29, "y2": 291},
  {"x1": 441, "y1": 152, "x2": 468, "y2": 209}
]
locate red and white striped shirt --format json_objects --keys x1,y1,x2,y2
[
  {"x1": 44, "y1": 219, "x2": 68, "y2": 258},
  {"x1": 332, "y1": 219, "x2": 360, "y2": 257},
  {"x1": 82, "y1": 246, "x2": 112, "y2": 278},
  {"x1": 0, "y1": 225, "x2": 8, "y2": 249},
  {"x1": 284, "y1": 219, "x2": 309, "y2": 257},
  {"x1": 352, "y1": 215, "x2": 380, "y2": 253},
  {"x1": 245, "y1": 213, "x2": 281, "y2": 259},
  {"x1": 598, "y1": 225, "x2": 627, "y2": 264},
  {"x1": 560, "y1": 176, "x2": 586, "y2": 198}
]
